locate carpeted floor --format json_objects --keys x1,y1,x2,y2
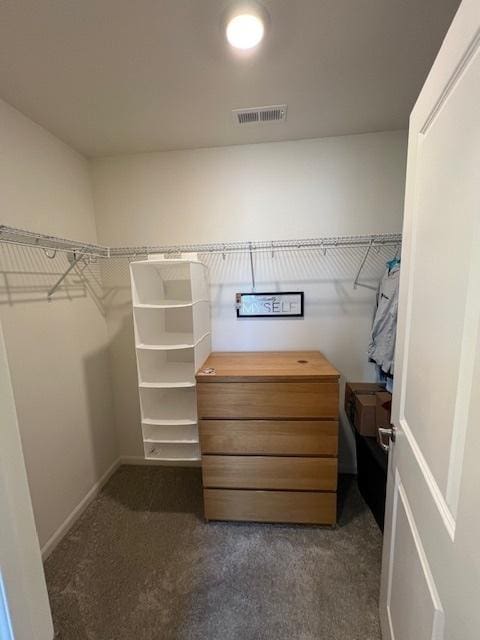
[{"x1": 44, "y1": 466, "x2": 383, "y2": 640}]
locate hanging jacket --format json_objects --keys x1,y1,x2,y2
[{"x1": 368, "y1": 264, "x2": 400, "y2": 375}]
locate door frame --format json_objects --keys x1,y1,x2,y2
[{"x1": 0, "y1": 319, "x2": 54, "y2": 640}]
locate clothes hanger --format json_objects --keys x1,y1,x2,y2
[
  {"x1": 386, "y1": 245, "x2": 401, "y2": 272},
  {"x1": 386, "y1": 256, "x2": 400, "y2": 271}
]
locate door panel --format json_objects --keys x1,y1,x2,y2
[
  {"x1": 381, "y1": 2, "x2": 480, "y2": 639},
  {"x1": 387, "y1": 474, "x2": 444, "y2": 640},
  {"x1": 402, "y1": 50, "x2": 480, "y2": 507}
]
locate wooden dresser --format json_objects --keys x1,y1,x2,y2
[{"x1": 196, "y1": 351, "x2": 340, "y2": 525}]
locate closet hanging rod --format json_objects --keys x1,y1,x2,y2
[{"x1": 0, "y1": 225, "x2": 401, "y2": 258}]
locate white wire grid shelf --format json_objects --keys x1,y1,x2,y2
[
  {"x1": 0, "y1": 224, "x2": 401, "y2": 299},
  {"x1": 0, "y1": 225, "x2": 401, "y2": 258}
]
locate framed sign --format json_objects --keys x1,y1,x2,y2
[{"x1": 236, "y1": 292, "x2": 304, "y2": 318}]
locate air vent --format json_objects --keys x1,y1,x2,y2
[{"x1": 232, "y1": 104, "x2": 287, "y2": 126}]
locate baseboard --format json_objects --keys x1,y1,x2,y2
[{"x1": 41, "y1": 457, "x2": 121, "y2": 560}]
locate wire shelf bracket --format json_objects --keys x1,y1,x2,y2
[{"x1": 47, "y1": 251, "x2": 86, "y2": 300}]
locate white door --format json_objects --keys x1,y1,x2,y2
[
  {"x1": 0, "y1": 319, "x2": 53, "y2": 640},
  {"x1": 379, "y1": 1, "x2": 480, "y2": 638}
]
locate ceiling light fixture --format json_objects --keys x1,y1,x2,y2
[
  {"x1": 226, "y1": 14, "x2": 264, "y2": 49},
  {"x1": 225, "y1": 4, "x2": 267, "y2": 50}
]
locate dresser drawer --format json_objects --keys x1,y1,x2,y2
[
  {"x1": 204, "y1": 489, "x2": 336, "y2": 525},
  {"x1": 197, "y1": 382, "x2": 339, "y2": 419},
  {"x1": 202, "y1": 455, "x2": 338, "y2": 491},
  {"x1": 199, "y1": 420, "x2": 338, "y2": 456}
]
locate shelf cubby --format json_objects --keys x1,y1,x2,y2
[
  {"x1": 130, "y1": 257, "x2": 211, "y2": 463},
  {"x1": 133, "y1": 302, "x2": 210, "y2": 349},
  {"x1": 139, "y1": 387, "x2": 197, "y2": 423},
  {"x1": 137, "y1": 348, "x2": 195, "y2": 387},
  {"x1": 144, "y1": 442, "x2": 201, "y2": 462},
  {"x1": 130, "y1": 260, "x2": 209, "y2": 306},
  {"x1": 142, "y1": 421, "x2": 198, "y2": 443}
]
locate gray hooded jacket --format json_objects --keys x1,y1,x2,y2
[{"x1": 367, "y1": 264, "x2": 400, "y2": 375}]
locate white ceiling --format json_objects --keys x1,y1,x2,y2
[{"x1": 0, "y1": 0, "x2": 460, "y2": 157}]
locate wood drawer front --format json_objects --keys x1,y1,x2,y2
[
  {"x1": 204, "y1": 489, "x2": 336, "y2": 525},
  {"x1": 199, "y1": 420, "x2": 338, "y2": 456},
  {"x1": 197, "y1": 382, "x2": 339, "y2": 419},
  {"x1": 202, "y1": 455, "x2": 338, "y2": 491}
]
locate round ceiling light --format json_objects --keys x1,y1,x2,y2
[{"x1": 226, "y1": 13, "x2": 265, "y2": 50}]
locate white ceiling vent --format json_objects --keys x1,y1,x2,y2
[{"x1": 232, "y1": 104, "x2": 287, "y2": 126}]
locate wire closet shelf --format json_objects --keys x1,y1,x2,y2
[{"x1": 0, "y1": 225, "x2": 401, "y2": 259}]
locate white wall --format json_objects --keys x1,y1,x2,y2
[
  {"x1": 91, "y1": 131, "x2": 407, "y2": 471},
  {"x1": 92, "y1": 132, "x2": 406, "y2": 245},
  {"x1": 0, "y1": 99, "x2": 117, "y2": 550}
]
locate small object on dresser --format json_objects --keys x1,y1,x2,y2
[{"x1": 199, "y1": 367, "x2": 216, "y2": 375}]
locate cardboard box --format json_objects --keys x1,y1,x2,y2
[
  {"x1": 354, "y1": 394, "x2": 377, "y2": 437},
  {"x1": 376, "y1": 391, "x2": 392, "y2": 430},
  {"x1": 344, "y1": 382, "x2": 385, "y2": 423}
]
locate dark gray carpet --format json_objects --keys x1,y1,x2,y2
[{"x1": 44, "y1": 466, "x2": 382, "y2": 640}]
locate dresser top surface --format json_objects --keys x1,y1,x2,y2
[{"x1": 196, "y1": 351, "x2": 340, "y2": 383}]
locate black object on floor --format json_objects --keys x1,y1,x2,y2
[
  {"x1": 44, "y1": 466, "x2": 382, "y2": 640},
  {"x1": 354, "y1": 430, "x2": 388, "y2": 531}
]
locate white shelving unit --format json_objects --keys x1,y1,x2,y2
[{"x1": 130, "y1": 257, "x2": 211, "y2": 463}]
